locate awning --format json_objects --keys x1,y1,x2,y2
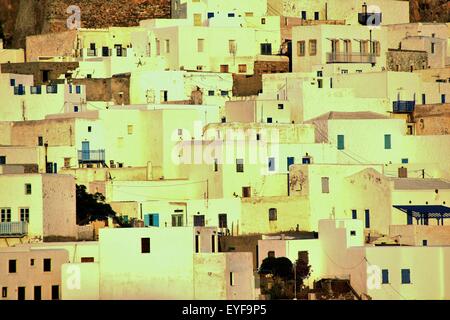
[{"x1": 393, "y1": 205, "x2": 450, "y2": 219}]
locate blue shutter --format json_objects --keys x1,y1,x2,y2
[
  {"x1": 144, "y1": 214, "x2": 150, "y2": 227},
  {"x1": 401, "y1": 269, "x2": 411, "y2": 284},
  {"x1": 352, "y1": 210, "x2": 357, "y2": 220},
  {"x1": 382, "y1": 269, "x2": 389, "y2": 284},
  {"x1": 269, "y1": 157, "x2": 275, "y2": 171},
  {"x1": 442, "y1": 94, "x2": 446, "y2": 104},
  {"x1": 384, "y1": 134, "x2": 391, "y2": 149},
  {"x1": 287, "y1": 157, "x2": 295, "y2": 170},
  {"x1": 153, "y1": 214, "x2": 159, "y2": 227},
  {"x1": 337, "y1": 135, "x2": 345, "y2": 150}
]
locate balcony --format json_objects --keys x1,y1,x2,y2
[
  {"x1": 0, "y1": 222, "x2": 28, "y2": 237},
  {"x1": 78, "y1": 149, "x2": 106, "y2": 164},
  {"x1": 358, "y1": 13, "x2": 382, "y2": 26},
  {"x1": 326, "y1": 52, "x2": 376, "y2": 64},
  {"x1": 87, "y1": 49, "x2": 97, "y2": 57},
  {"x1": 393, "y1": 101, "x2": 415, "y2": 113}
]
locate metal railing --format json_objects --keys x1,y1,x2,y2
[
  {"x1": 327, "y1": 52, "x2": 376, "y2": 64},
  {"x1": 393, "y1": 101, "x2": 415, "y2": 113},
  {"x1": 78, "y1": 149, "x2": 106, "y2": 163},
  {"x1": 0, "y1": 222, "x2": 28, "y2": 237}
]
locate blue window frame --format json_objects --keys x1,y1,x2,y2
[
  {"x1": 31, "y1": 86, "x2": 42, "y2": 94},
  {"x1": 382, "y1": 269, "x2": 389, "y2": 284},
  {"x1": 74, "y1": 106, "x2": 79, "y2": 112},
  {"x1": 287, "y1": 157, "x2": 295, "y2": 170},
  {"x1": 46, "y1": 85, "x2": 58, "y2": 94},
  {"x1": 401, "y1": 158, "x2": 409, "y2": 164},
  {"x1": 76, "y1": 85, "x2": 81, "y2": 94},
  {"x1": 69, "y1": 84, "x2": 73, "y2": 94},
  {"x1": 352, "y1": 210, "x2": 357, "y2": 220},
  {"x1": 337, "y1": 135, "x2": 345, "y2": 150},
  {"x1": 220, "y1": 90, "x2": 228, "y2": 96},
  {"x1": 207, "y1": 12, "x2": 214, "y2": 19},
  {"x1": 401, "y1": 269, "x2": 411, "y2": 284},
  {"x1": 268, "y1": 157, "x2": 276, "y2": 172},
  {"x1": 228, "y1": 13, "x2": 235, "y2": 17},
  {"x1": 442, "y1": 94, "x2": 446, "y2": 104},
  {"x1": 144, "y1": 214, "x2": 160, "y2": 227},
  {"x1": 208, "y1": 90, "x2": 215, "y2": 96},
  {"x1": 365, "y1": 209, "x2": 370, "y2": 228},
  {"x1": 301, "y1": 11, "x2": 307, "y2": 19},
  {"x1": 384, "y1": 134, "x2": 392, "y2": 150},
  {"x1": 10, "y1": 79, "x2": 15, "y2": 87}
]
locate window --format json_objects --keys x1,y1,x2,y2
[
  {"x1": 242, "y1": 187, "x2": 251, "y2": 198},
  {"x1": 208, "y1": 90, "x2": 215, "y2": 96},
  {"x1": 301, "y1": 11, "x2": 307, "y2": 20},
  {"x1": 352, "y1": 210, "x2": 357, "y2": 219},
  {"x1": 2, "y1": 287, "x2": 7, "y2": 298},
  {"x1": 30, "y1": 259, "x2": 34, "y2": 266},
  {"x1": 144, "y1": 214, "x2": 159, "y2": 227},
  {"x1": 102, "y1": 46, "x2": 109, "y2": 57},
  {"x1": 402, "y1": 158, "x2": 409, "y2": 164},
  {"x1": 195, "y1": 235, "x2": 200, "y2": 253},
  {"x1": 236, "y1": 159, "x2": 244, "y2": 173},
  {"x1": 20, "y1": 208, "x2": 29, "y2": 223},
  {"x1": 269, "y1": 208, "x2": 277, "y2": 221},
  {"x1": 31, "y1": 86, "x2": 42, "y2": 94},
  {"x1": 384, "y1": 134, "x2": 392, "y2": 150},
  {"x1": 165, "y1": 39, "x2": 170, "y2": 53},
  {"x1": 238, "y1": 64, "x2": 247, "y2": 73},
  {"x1": 214, "y1": 159, "x2": 219, "y2": 172},
  {"x1": 267, "y1": 117, "x2": 273, "y2": 124},
  {"x1": 18, "y1": 287, "x2": 25, "y2": 301},
  {"x1": 343, "y1": 39, "x2": 351, "y2": 54},
  {"x1": 268, "y1": 157, "x2": 276, "y2": 172},
  {"x1": 382, "y1": 269, "x2": 389, "y2": 284},
  {"x1": 46, "y1": 85, "x2": 58, "y2": 94},
  {"x1": 318, "y1": 79, "x2": 323, "y2": 88},
  {"x1": 1, "y1": 208, "x2": 11, "y2": 222},
  {"x1": 337, "y1": 135, "x2": 345, "y2": 150},
  {"x1": 431, "y1": 42, "x2": 435, "y2": 54},
  {"x1": 81, "y1": 257, "x2": 95, "y2": 263},
  {"x1": 260, "y1": 43, "x2": 272, "y2": 55},
  {"x1": 51, "y1": 285, "x2": 59, "y2": 300},
  {"x1": 88, "y1": 126, "x2": 92, "y2": 133},
  {"x1": 128, "y1": 125, "x2": 134, "y2": 135},
  {"x1": 365, "y1": 209, "x2": 370, "y2": 229},
  {"x1": 0, "y1": 156, "x2": 5, "y2": 165},
  {"x1": 43, "y1": 258, "x2": 51, "y2": 272},
  {"x1": 218, "y1": 214, "x2": 227, "y2": 228},
  {"x1": 221, "y1": 90, "x2": 229, "y2": 96},
  {"x1": 422, "y1": 240, "x2": 428, "y2": 246},
  {"x1": 75, "y1": 85, "x2": 81, "y2": 94},
  {"x1": 34, "y1": 286, "x2": 41, "y2": 301},
  {"x1": 141, "y1": 238, "x2": 150, "y2": 253},
  {"x1": 211, "y1": 235, "x2": 216, "y2": 253},
  {"x1": 230, "y1": 272, "x2": 235, "y2": 286},
  {"x1": 25, "y1": 184, "x2": 32, "y2": 195},
  {"x1": 14, "y1": 84, "x2": 25, "y2": 95},
  {"x1": 9, "y1": 260, "x2": 16, "y2": 273},
  {"x1": 229, "y1": 40, "x2": 236, "y2": 54},
  {"x1": 197, "y1": 39, "x2": 204, "y2": 52},
  {"x1": 401, "y1": 269, "x2": 411, "y2": 284},
  {"x1": 360, "y1": 40, "x2": 368, "y2": 54},
  {"x1": 321, "y1": 177, "x2": 330, "y2": 193},
  {"x1": 314, "y1": 12, "x2": 319, "y2": 20},
  {"x1": 268, "y1": 251, "x2": 275, "y2": 258},
  {"x1": 422, "y1": 94, "x2": 426, "y2": 105},
  {"x1": 172, "y1": 214, "x2": 184, "y2": 227},
  {"x1": 156, "y1": 39, "x2": 161, "y2": 55},
  {"x1": 261, "y1": 18, "x2": 266, "y2": 24},
  {"x1": 38, "y1": 136, "x2": 44, "y2": 146},
  {"x1": 228, "y1": 13, "x2": 235, "y2": 17},
  {"x1": 74, "y1": 106, "x2": 79, "y2": 112},
  {"x1": 341, "y1": 69, "x2": 348, "y2": 74},
  {"x1": 297, "y1": 41, "x2": 305, "y2": 56},
  {"x1": 207, "y1": 12, "x2": 214, "y2": 19},
  {"x1": 442, "y1": 94, "x2": 446, "y2": 104},
  {"x1": 194, "y1": 215, "x2": 205, "y2": 227},
  {"x1": 309, "y1": 40, "x2": 317, "y2": 56},
  {"x1": 350, "y1": 231, "x2": 356, "y2": 236},
  {"x1": 278, "y1": 104, "x2": 284, "y2": 110},
  {"x1": 220, "y1": 65, "x2": 229, "y2": 73},
  {"x1": 373, "y1": 41, "x2": 381, "y2": 56},
  {"x1": 10, "y1": 79, "x2": 15, "y2": 86}
]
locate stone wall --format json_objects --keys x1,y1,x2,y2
[
  {"x1": 72, "y1": 73, "x2": 131, "y2": 104},
  {"x1": 387, "y1": 49, "x2": 428, "y2": 72},
  {"x1": 413, "y1": 103, "x2": 450, "y2": 135},
  {"x1": 1, "y1": 61, "x2": 79, "y2": 85}
]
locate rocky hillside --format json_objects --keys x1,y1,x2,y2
[
  {"x1": 410, "y1": 0, "x2": 450, "y2": 23},
  {"x1": 0, "y1": 0, "x2": 170, "y2": 49}
]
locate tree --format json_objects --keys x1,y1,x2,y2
[
  {"x1": 295, "y1": 257, "x2": 312, "y2": 290},
  {"x1": 76, "y1": 184, "x2": 116, "y2": 225},
  {"x1": 259, "y1": 257, "x2": 294, "y2": 280}
]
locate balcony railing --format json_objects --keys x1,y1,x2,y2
[
  {"x1": 78, "y1": 149, "x2": 106, "y2": 163},
  {"x1": 0, "y1": 222, "x2": 28, "y2": 237},
  {"x1": 326, "y1": 52, "x2": 376, "y2": 64},
  {"x1": 87, "y1": 49, "x2": 97, "y2": 57},
  {"x1": 358, "y1": 13, "x2": 382, "y2": 26},
  {"x1": 393, "y1": 101, "x2": 415, "y2": 113}
]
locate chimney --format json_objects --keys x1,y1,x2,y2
[{"x1": 398, "y1": 167, "x2": 408, "y2": 178}]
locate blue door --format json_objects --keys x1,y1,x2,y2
[
  {"x1": 287, "y1": 157, "x2": 295, "y2": 170},
  {"x1": 81, "y1": 141, "x2": 90, "y2": 161}
]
